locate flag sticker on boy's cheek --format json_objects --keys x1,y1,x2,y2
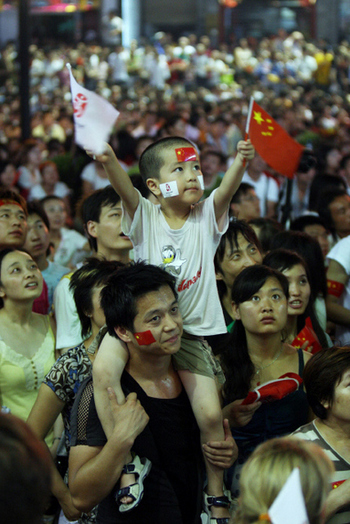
[
  {"x1": 134, "y1": 330, "x2": 156, "y2": 345},
  {"x1": 197, "y1": 175, "x2": 205, "y2": 190},
  {"x1": 160, "y1": 181, "x2": 179, "y2": 198},
  {"x1": 175, "y1": 147, "x2": 197, "y2": 162}
]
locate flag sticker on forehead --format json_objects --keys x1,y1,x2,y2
[
  {"x1": 67, "y1": 63, "x2": 120, "y2": 155},
  {"x1": 175, "y1": 147, "x2": 197, "y2": 162}
]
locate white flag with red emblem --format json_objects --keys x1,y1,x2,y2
[{"x1": 67, "y1": 63, "x2": 120, "y2": 155}]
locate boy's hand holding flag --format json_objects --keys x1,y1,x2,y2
[{"x1": 67, "y1": 63, "x2": 119, "y2": 155}]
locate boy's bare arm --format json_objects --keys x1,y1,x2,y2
[
  {"x1": 213, "y1": 140, "x2": 255, "y2": 223},
  {"x1": 93, "y1": 144, "x2": 139, "y2": 219}
]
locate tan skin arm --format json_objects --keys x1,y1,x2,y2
[
  {"x1": 69, "y1": 389, "x2": 149, "y2": 512},
  {"x1": 326, "y1": 259, "x2": 350, "y2": 326},
  {"x1": 27, "y1": 383, "x2": 81, "y2": 520},
  {"x1": 213, "y1": 140, "x2": 255, "y2": 224},
  {"x1": 92, "y1": 145, "x2": 139, "y2": 220}
]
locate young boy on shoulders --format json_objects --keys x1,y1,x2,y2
[{"x1": 92, "y1": 136, "x2": 254, "y2": 523}]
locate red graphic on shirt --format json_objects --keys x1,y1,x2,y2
[
  {"x1": 178, "y1": 268, "x2": 202, "y2": 292},
  {"x1": 73, "y1": 93, "x2": 88, "y2": 118},
  {"x1": 166, "y1": 184, "x2": 171, "y2": 192}
]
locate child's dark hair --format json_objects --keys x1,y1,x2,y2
[
  {"x1": 139, "y1": 136, "x2": 194, "y2": 184},
  {"x1": 220, "y1": 265, "x2": 289, "y2": 402},
  {"x1": 101, "y1": 261, "x2": 178, "y2": 336},
  {"x1": 69, "y1": 258, "x2": 125, "y2": 339}
]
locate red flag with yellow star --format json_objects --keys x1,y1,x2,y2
[{"x1": 247, "y1": 100, "x2": 304, "y2": 178}]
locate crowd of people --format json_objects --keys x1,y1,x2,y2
[{"x1": 1, "y1": 25, "x2": 350, "y2": 524}]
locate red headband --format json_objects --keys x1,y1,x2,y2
[{"x1": 0, "y1": 199, "x2": 23, "y2": 209}]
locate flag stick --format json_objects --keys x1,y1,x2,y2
[
  {"x1": 243, "y1": 96, "x2": 254, "y2": 167},
  {"x1": 245, "y1": 96, "x2": 254, "y2": 138}
]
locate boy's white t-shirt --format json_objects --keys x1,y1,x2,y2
[{"x1": 122, "y1": 189, "x2": 229, "y2": 336}]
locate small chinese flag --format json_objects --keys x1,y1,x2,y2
[
  {"x1": 247, "y1": 100, "x2": 304, "y2": 179},
  {"x1": 332, "y1": 480, "x2": 345, "y2": 489},
  {"x1": 291, "y1": 317, "x2": 322, "y2": 355},
  {"x1": 175, "y1": 147, "x2": 197, "y2": 163},
  {"x1": 134, "y1": 330, "x2": 156, "y2": 346}
]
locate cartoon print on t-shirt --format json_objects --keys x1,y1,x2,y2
[{"x1": 160, "y1": 245, "x2": 186, "y2": 276}]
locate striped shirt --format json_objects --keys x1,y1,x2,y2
[{"x1": 292, "y1": 421, "x2": 350, "y2": 524}]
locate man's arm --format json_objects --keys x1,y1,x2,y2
[
  {"x1": 202, "y1": 419, "x2": 238, "y2": 469},
  {"x1": 93, "y1": 144, "x2": 139, "y2": 219},
  {"x1": 69, "y1": 389, "x2": 149, "y2": 512},
  {"x1": 326, "y1": 259, "x2": 350, "y2": 326},
  {"x1": 213, "y1": 140, "x2": 255, "y2": 223}
]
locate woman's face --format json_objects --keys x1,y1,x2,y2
[
  {"x1": 325, "y1": 368, "x2": 350, "y2": 423},
  {"x1": 42, "y1": 199, "x2": 66, "y2": 231},
  {"x1": 42, "y1": 164, "x2": 59, "y2": 185},
  {"x1": 216, "y1": 234, "x2": 262, "y2": 291},
  {"x1": 0, "y1": 250, "x2": 43, "y2": 302},
  {"x1": 27, "y1": 146, "x2": 42, "y2": 166},
  {"x1": 233, "y1": 276, "x2": 288, "y2": 336},
  {"x1": 282, "y1": 263, "x2": 311, "y2": 317}
]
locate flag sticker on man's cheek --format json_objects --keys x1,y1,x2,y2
[
  {"x1": 175, "y1": 147, "x2": 197, "y2": 162},
  {"x1": 197, "y1": 175, "x2": 205, "y2": 190},
  {"x1": 134, "y1": 330, "x2": 156, "y2": 345},
  {"x1": 160, "y1": 181, "x2": 179, "y2": 198}
]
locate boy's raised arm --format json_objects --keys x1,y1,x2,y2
[
  {"x1": 213, "y1": 140, "x2": 255, "y2": 223},
  {"x1": 93, "y1": 144, "x2": 139, "y2": 219}
]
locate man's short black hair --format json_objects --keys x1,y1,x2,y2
[
  {"x1": 78, "y1": 186, "x2": 121, "y2": 252},
  {"x1": 101, "y1": 261, "x2": 178, "y2": 336},
  {"x1": 139, "y1": 136, "x2": 195, "y2": 185},
  {"x1": 290, "y1": 214, "x2": 328, "y2": 233},
  {"x1": 26, "y1": 201, "x2": 50, "y2": 231},
  {"x1": 230, "y1": 182, "x2": 255, "y2": 205}
]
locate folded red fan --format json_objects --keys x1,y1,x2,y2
[
  {"x1": 291, "y1": 317, "x2": 322, "y2": 355},
  {"x1": 241, "y1": 373, "x2": 303, "y2": 405}
]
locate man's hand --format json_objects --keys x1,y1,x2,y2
[
  {"x1": 59, "y1": 491, "x2": 82, "y2": 521},
  {"x1": 236, "y1": 139, "x2": 255, "y2": 164},
  {"x1": 202, "y1": 419, "x2": 238, "y2": 469},
  {"x1": 223, "y1": 398, "x2": 261, "y2": 428},
  {"x1": 108, "y1": 388, "x2": 149, "y2": 444}
]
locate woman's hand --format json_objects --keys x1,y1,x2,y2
[{"x1": 223, "y1": 399, "x2": 262, "y2": 428}]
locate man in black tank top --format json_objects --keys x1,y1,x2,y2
[{"x1": 69, "y1": 263, "x2": 207, "y2": 523}]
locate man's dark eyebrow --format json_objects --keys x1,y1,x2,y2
[{"x1": 144, "y1": 299, "x2": 178, "y2": 318}]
